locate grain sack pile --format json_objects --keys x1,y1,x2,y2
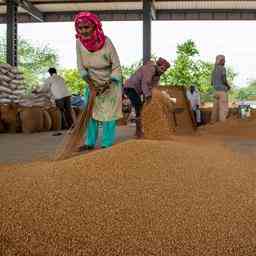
[
  {"x1": 19, "y1": 92, "x2": 54, "y2": 107},
  {"x1": 1, "y1": 139, "x2": 256, "y2": 255},
  {"x1": 0, "y1": 63, "x2": 26, "y2": 104}
]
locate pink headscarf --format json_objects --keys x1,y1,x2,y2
[{"x1": 74, "y1": 12, "x2": 106, "y2": 52}]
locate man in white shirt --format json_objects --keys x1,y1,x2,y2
[
  {"x1": 34, "y1": 68, "x2": 73, "y2": 131},
  {"x1": 186, "y1": 85, "x2": 201, "y2": 126}
]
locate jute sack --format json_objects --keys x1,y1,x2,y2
[
  {"x1": 0, "y1": 86, "x2": 12, "y2": 94},
  {"x1": 0, "y1": 80, "x2": 10, "y2": 87},
  {"x1": 20, "y1": 107, "x2": 44, "y2": 133},
  {"x1": 0, "y1": 68, "x2": 8, "y2": 74},
  {"x1": 43, "y1": 110, "x2": 52, "y2": 131},
  {"x1": 0, "y1": 74, "x2": 11, "y2": 83},
  {"x1": 0, "y1": 119, "x2": 5, "y2": 133},
  {"x1": 0, "y1": 104, "x2": 18, "y2": 133},
  {"x1": 13, "y1": 89, "x2": 26, "y2": 96},
  {"x1": 0, "y1": 63, "x2": 12, "y2": 70},
  {"x1": 0, "y1": 110, "x2": 6, "y2": 133},
  {"x1": 0, "y1": 99, "x2": 12, "y2": 104},
  {"x1": 47, "y1": 107, "x2": 62, "y2": 130}
]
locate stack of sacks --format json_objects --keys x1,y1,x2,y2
[
  {"x1": 0, "y1": 63, "x2": 26, "y2": 104},
  {"x1": 19, "y1": 91, "x2": 54, "y2": 107}
]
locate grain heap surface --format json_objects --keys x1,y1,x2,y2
[
  {"x1": 142, "y1": 89, "x2": 175, "y2": 140},
  {"x1": 1, "y1": 139, "x2": 256, "y2": 255},
  {"x1": 199, "y1": 118, "x2": 256, "y2": 139}
]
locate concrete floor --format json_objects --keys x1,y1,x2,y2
[
  {"x1": 1, "y1": 124, "x2": 256, "y2": 165},
  {"x1": 0, "y1": 125, "x2": 135, "y2": 164}
]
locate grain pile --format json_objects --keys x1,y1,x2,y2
[
  {"x1": 142, "y1": 89, "x2": 176, "y2": 140},
  {"x1": 0, "y1": 63, "x2": 26, "y2": 104},
  {"x1": 142, "y1": 87, "x2": 195, "y2": 140},
  {"x1": 1, "y1": 139, "x2": 256, "y2": 255},
  {"x1": 199, "y1": 118, "x2": 256, "y2": 139}
]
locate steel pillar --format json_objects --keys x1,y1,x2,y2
[
  {"x1": 6, "y1": 0, "x2": 18, "y2": 66},
  {"x1": 143, "y1": 0, "x2": 151, "y2": 64}
]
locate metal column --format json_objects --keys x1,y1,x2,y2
[
  {"x1": 6, "y1": 0, "x2": 18, "y2": 66},
  {"x1": 143, "y1": 0, "x2": 152, "y2": 64}
]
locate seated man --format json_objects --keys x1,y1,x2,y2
[
  {"x1": 34, "y1": 67, "x2": 73, "y2": 134},
  {"x1": 123, "y1": 57, "x2": 170, "y2": 138},
  {"x1": 186, "y1": 85, "x2": 201, "y2": 126}
]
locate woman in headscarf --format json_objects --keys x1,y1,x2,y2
[
  {"x1": 211, "y1": 54, "x2": 231, "y2": 123},
  {"x1": 75, "y1": 12, "x2": 123, "y2": 151}
]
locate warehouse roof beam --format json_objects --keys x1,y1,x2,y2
[{"x1": 17, "y1": 0, "x2": 44, "y2": 21}]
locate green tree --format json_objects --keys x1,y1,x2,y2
[
  {"x1": 160, "y1": 40, "x2": 199, "y2": 86},
  {"x1": 0, "y1": 35, "x2": 58, "y2": 92},
  {"x1": 60, "y1": 69, "x2": 85, "y2": 95},
  {"x1": 233, "y1": 80, "x2": 256, "y2": 100},
  {"x1": 121, "y1": 40, "x2": 238, "y2": 102},
  {"x1": 121, "y1": 61, "x2": 142, "y2": 81},
  {"x1": 159, "y1": 39, "x2": 237, "y2": 102}
]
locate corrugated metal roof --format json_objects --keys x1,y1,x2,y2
[
  {"x1": 156, "y1": 1, "x2": 256, "y2": 10},
  {"x1": 2, "y1": 1, "x2": 256, "y2": 14},
  {"x1": 33, "y1": 2, "x2": 142, "y2": 12},
  {"x1": 1, "y1": 1, "x2": 256, "y2": 20}
]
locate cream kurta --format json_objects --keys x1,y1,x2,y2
[{"x1": 76, "y1": 36, "x2": 123, "y2": 122}]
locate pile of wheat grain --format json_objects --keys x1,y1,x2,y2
[
  {"x1": 142, "y1": 89, "x2": 176, "y2": 140},
  {"x1": 1, "y1": 139, "x2": 256, "y2": 255},
  {"x1": 199, "y1": 118, "x2": 256, "y2": 139}
]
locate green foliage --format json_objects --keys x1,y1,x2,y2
[
  {"x1": 60, "y1": 69, "x2": 85, "y2": 94},
  {"x1": 122, "y1": 39, "x2": 237, "y2": 103},
  {"x1": 122, "y1": 61, "x2": 142, "y2": 81},
  {"x1": 160, "y1": 40, "x2": 200, "y2": 86},
  {"x1": 177, "y1": 39, "x2": 199, "y2": 56},
  {"x1": 0, "y1": 33, "x2": 241, "y2": 102},
  {"x1": 0, "y1": 34, "x2": 58, "y2": 93},
  {"x1": 233, "y1": 80, "x2": 256, "y2": 100}
]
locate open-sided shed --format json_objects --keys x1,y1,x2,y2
[{"x1": 1, "y1": 0, "x2": 256, "y2": 66}]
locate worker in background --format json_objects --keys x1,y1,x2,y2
[
  {"x1": 33, "y1": 67, "x2": 73, "y2": 134},
  {"x1": 123, "y1": 57, "x2": 170, "y2": 138},
  {"x1": 211, "y1": 55, "x2": 231, "y2": 123},
  {"x1": 186, "y1": 85, "x2": 201, "y2": 126}
]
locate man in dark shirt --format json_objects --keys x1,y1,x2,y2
[{"x1": 123, "y1": 57, "x2": 170, "y2": 138}]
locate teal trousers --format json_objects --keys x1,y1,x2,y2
[
  {"x1": 83, "y1": 86, "x2": 116, "y2": 148},
  {"x1": 85, "y1": 118, "x2": 116, "y2": 148}
]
